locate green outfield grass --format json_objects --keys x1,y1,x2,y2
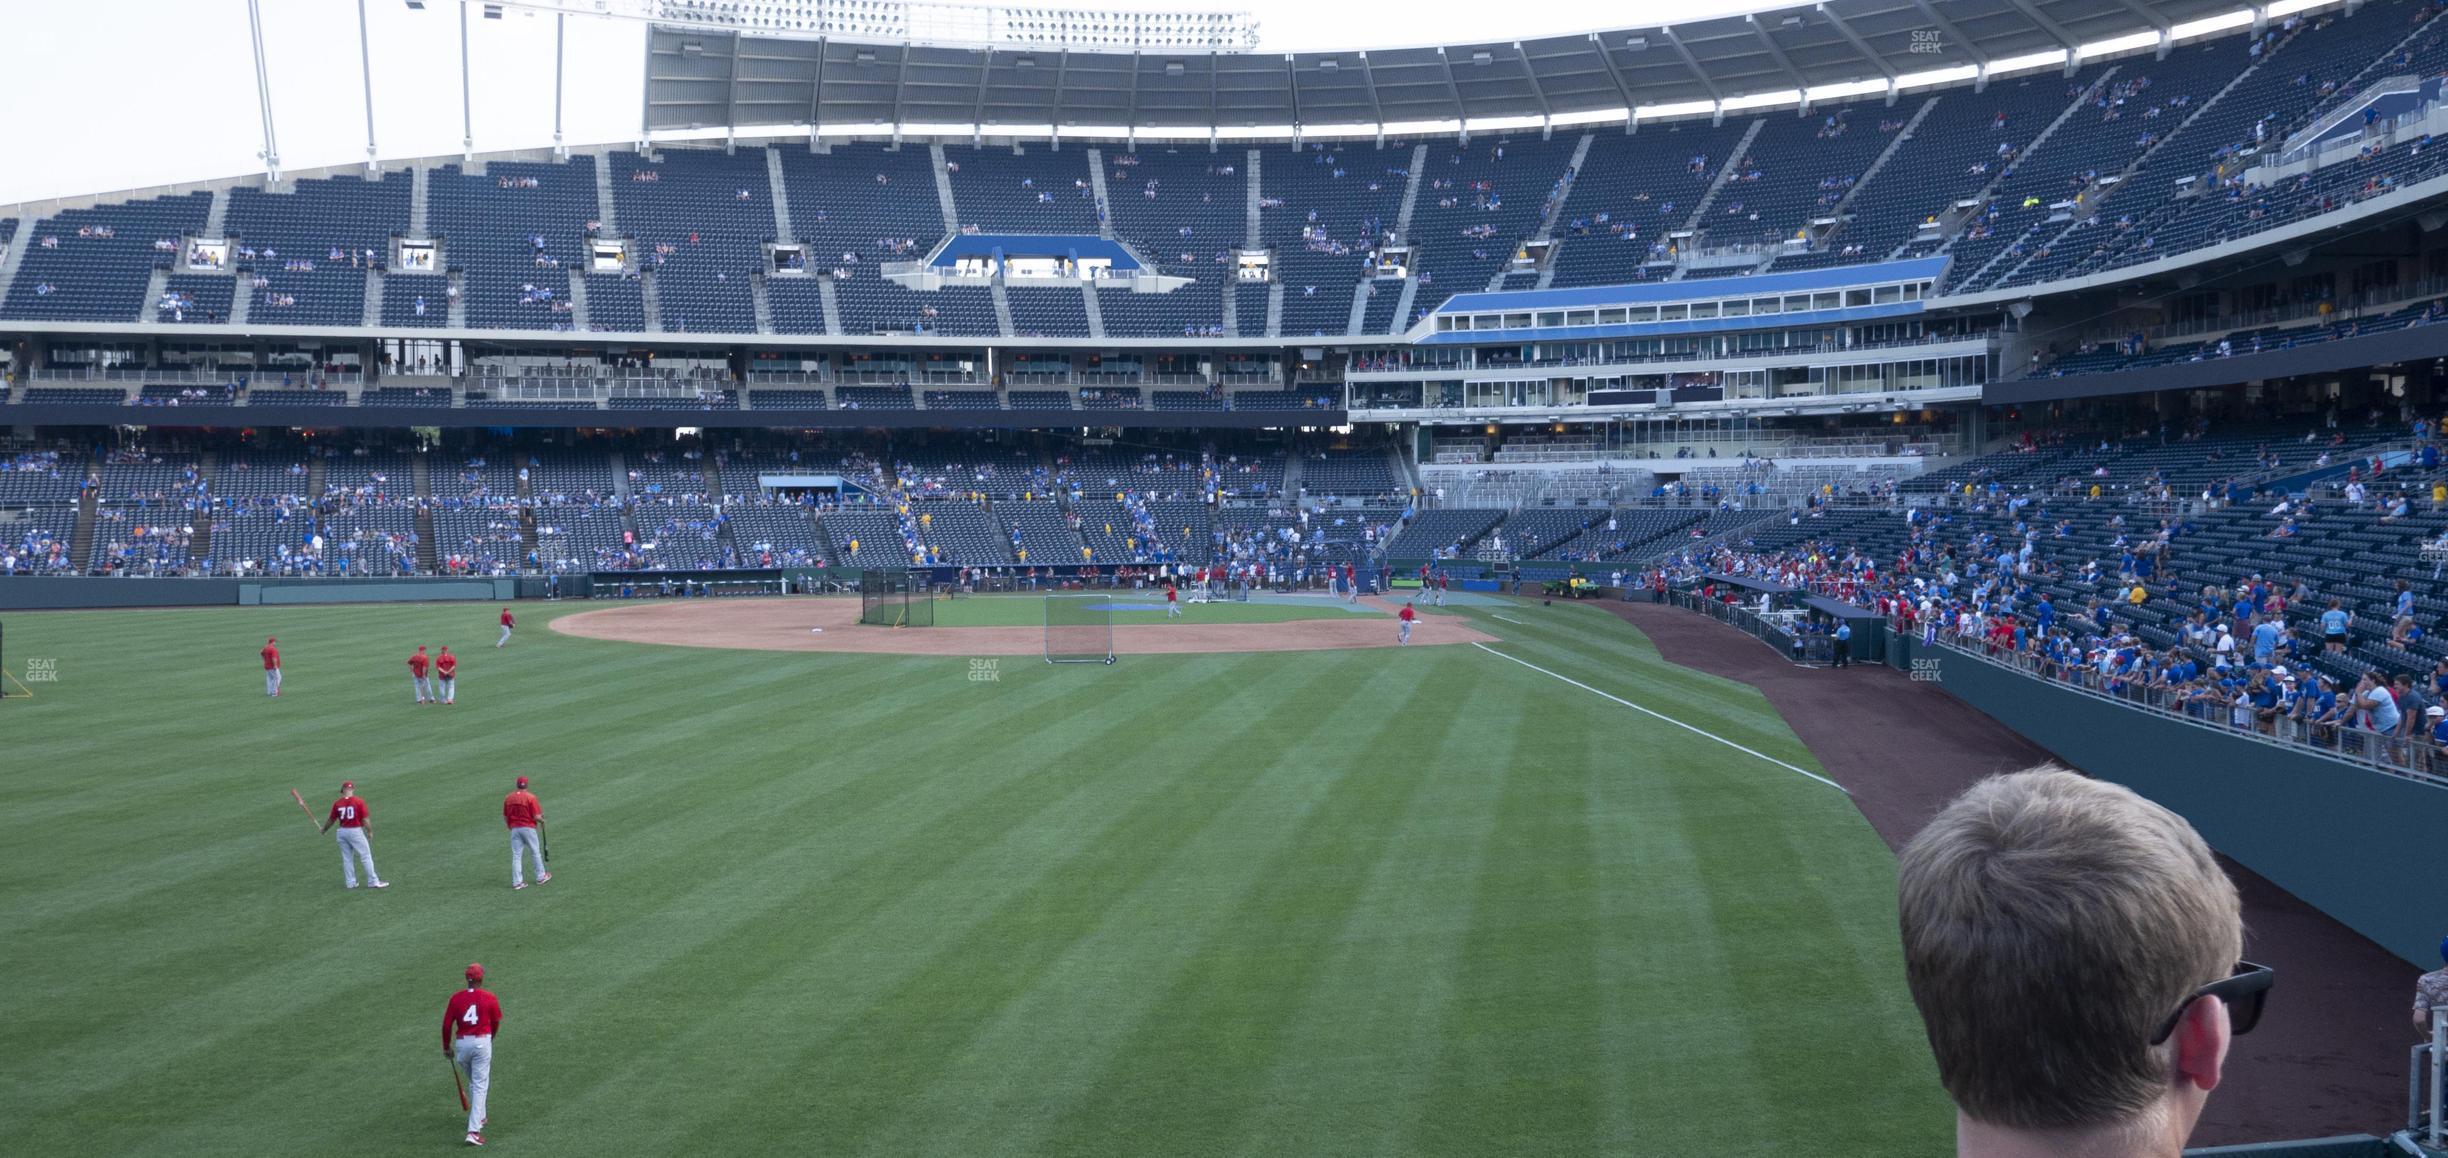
[
  {"x1": 0, "y1": 597, "x2": 1948, "y2": 1157},
  {"x1": 921, "y1": 591, "x2": 1382, "y2": 628}
]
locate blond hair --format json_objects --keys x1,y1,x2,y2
[{"x1": 1898, "y1": 767, "x2": 2241, "y2": 1131}]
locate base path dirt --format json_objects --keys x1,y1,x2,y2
[
  {"x1": 550, "y1": 596, "x2": 1496, "y2": 656},
  {"x1": 1601, "y1": 597, "x2": 2418, "y2": 1147}
]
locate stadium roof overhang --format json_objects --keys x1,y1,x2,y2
[{"x1": 643, "y1": 0, "x2": 2256, "y2": 137}]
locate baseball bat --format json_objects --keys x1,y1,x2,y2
[
  {"x1": 288, "y1": 788, "x2": 319, "y2": 831},
  {"x1": 449, "y1": 1055, "x2": 468, "y2": 1111},
  {"x1": 540, "y1": 819, "x2": 550, "y2": 864}
]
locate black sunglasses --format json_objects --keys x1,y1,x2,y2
[{"x1": 2150, "y1": 960, "x2": 2274, "y2": 1046}]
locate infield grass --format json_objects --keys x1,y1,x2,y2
[{"x1": 0, "y1": 596, "x2": 1947, "y2": 1157}]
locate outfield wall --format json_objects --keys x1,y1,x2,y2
[
  {"x1": 1898, "y1": 639, "x2": 2448, "y2": 969},
  {"x1": 0, "y1": 576, "x2": 518, "y2": 610}
]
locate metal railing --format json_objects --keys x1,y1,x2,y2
[{"x1": 1918, "y1": 631, "x2": 2448, "y2": 789}]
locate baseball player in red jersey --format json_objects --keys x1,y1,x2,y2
[
  {"x1": 1398, "y1": 600, "x2": 1418, "y2": 645},
  {"x1": 496, "y1": 608, "x2": 514, "y2": 649},
  {"x1": 435, "y1": 646, "x2": 458, "y2": 705},
  {"x1": 504, "y1": 776, "x2": 549, "y2": 889},
  {"x1": 1165, "y1": 581, "x2": 1181, "y2": 618},
  {"x1": 444, "y1": 963, "x2": 504, "y2": 1146},
  {"x1": 261, "y1": 636, "x2": 282, "y2": 696},
  {"x1": 316, "y1": 779, "x2": 388, "y2": 889},
  {"x1": 1435, "y1": 569, "x2": 1449, "y2": 607},
  {"x1": 1344, "y1": 562, "x2": 1358, "y2": 602},
  {"x1": 408, "y1": 645, "x2": 433, "y2": 704}
]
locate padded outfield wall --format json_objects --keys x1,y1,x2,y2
[
  {"x1": 1894, "y1": 637, "x2": 2448, "y2": 969},
  {"x1": 0, "y1": 576, "x2": 521, "y2": 610}
]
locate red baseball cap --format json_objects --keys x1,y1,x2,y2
[
  {"x1": 341, "y1": 780, "x2": 354, "y2": 791},
  {"x1": 515, "y1": 776, "x2": 528, "y2": 789},
  {"x1": 465, "y1": 962, "x2": 484, "y2": 981}
]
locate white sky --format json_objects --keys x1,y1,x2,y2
[{"x1": 0, "y1": 0, "x2": 1789, "y2": 207}]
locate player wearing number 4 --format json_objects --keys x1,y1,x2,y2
[
  {"x1": 444, "y1": 962, "x2": 504, "y2": 1146},
  {"x1": 504, "y1": 776, "x2": 550, "y2": 889},
  {"x1": 317, "y1": 780, "x2": 388, "y2": 889}
]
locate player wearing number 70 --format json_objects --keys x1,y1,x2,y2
[
  {"x1": 316, "y1": 780, "x2": 388, "y2": 890},
  {"x1": 444, "y1": 962, "x2": 504, "y2": 1147}
]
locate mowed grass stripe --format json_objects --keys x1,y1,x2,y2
[
  {"x1": 1027, "y1": 651, "x2": 1482, "y2": 1157},
  {"x1": 1227, "y1": 656, "x2": 1530, "y2": 1158},
  {"x1": 515, "y1": 653, "x2": 1318, "y2": 1154},
  {"x1": 841, "y1": 653, "x2": 1433, "y2": 1157},
  {"x1": 0, "y1": 602, "x2": 1949, "y2": 1157}
]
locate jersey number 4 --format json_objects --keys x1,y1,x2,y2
[{"x1": 461, "y1": 1005, "x2": 481, "y2": 1026}]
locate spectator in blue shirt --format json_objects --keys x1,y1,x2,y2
[
  {"x1": 2321, "y1": 600, "x2": 2352, "y2": 653},
  {"x1": 2250, "y1": 616, "x2": 2283, "y2": 662}
]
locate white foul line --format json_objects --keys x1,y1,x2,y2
[
  {"x1": 1492, "y1": 613, "x2": 1528, "y2": 625},
  {"x1": 1470, "y1": 642, "x2": 1848, "y2": 794}
]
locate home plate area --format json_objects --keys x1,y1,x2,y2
[{"x1": 550, "y1": 594, "x2": 1497, "y2": 656}]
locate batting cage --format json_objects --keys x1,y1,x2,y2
[
  {"x1": 1044, "y1": 594, "x2": 1116, "y2": 664},
  {"x1": 858, "y1": 569, "x2": 935, "y2": 627}
]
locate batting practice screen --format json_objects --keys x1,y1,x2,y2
[
  {"x1": 858, "y1": 569, "x2": 934, "y2": 627},
  {"x1": 1044, "y1": 595, "x2": 1115, "y2": 664}
]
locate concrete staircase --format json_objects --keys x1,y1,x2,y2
[
  {"x1": 593, "y1": 152, "x2": 620, "y2": 233},
  {"x1": 1393, "y1": 144, "x2": 1429, "y2": 241},
  {"x1": 203, "y1": 188, "x2": 230, "y2": 236},
  {"x1": 929, "y1": 144, "x2": 961, "y2": 231},
  {"x1": 1080, "y1": 284, "x2": 1104, "y2": 339},
  {"x1": 446, "y1": 271, "x2": 467, "y2": 327},
  {"x1": 1388, "y1": 275, "x2": 1421, "y2": 334},
  {"x1": 752, "y1": 275, "x2": 775, "y2": 333},
  {"x1": 411, "y1": 453, "x2": 439, "y2": 574},
  {"x1": 229, "y1": 271, "x2": 253, "y2": 325},
  {"x1": 1533, "y1": 133, "x2": 1595, "y2": 243},
  {"x1": 409, "y1": 165, "x2": 431, "y2": 236},
  {"x1": 817, "y1": 276, "x2": 843, "y2": 334},
  {"x1": 1813, "y1": 95, "x2": 1935, "y2": 257},
  {"x1": 764, "y1": 145, "x2": 796, "y2": 242},
  {"x1": 1345, "y1": 281, "x2": 1372, "y2": 335},
  {"x1": 1987, "y1": 25, "x2": 2304, "y2": 287},
  {"x1": 140, "y1": 267, "x2": 170, "y2": 323},
  {"x1": 566, "y1": 269, "x2": 590, "y2": 331},
  {"x1": 1219, "y1": 277, "x2": 1237, "y2": 334},
  {"x1": 990, "y1": 281, "x2": 1015, "y2": 337},
  {"x1": 1085, "y1": 147, "x2": 1116, "y2": 239},
  {"x1": 0, "y1": 213, "x2": 42, "y2": 308},
  {"x1": 1243, "y1": 149, "x2": 1262, "y2": 244},
  {"x1": 640, "y1": 271, "x2": 663, "y2": 332},
  {"x1": 1265, "y1": 282, "x2": 1284, "y2": 337},
  {"x1": 1679, "y1": 118, "x2": 1768, "y2": 238},
  {"x1": 69, "y1": 490, "x2": 97, "y2": 573},
  {"x1": 362, "y1": 269, "x2": 384, "y2": 327},
  {"x1": 1939, "y1": 68, "x2": 2119, "y2": 273}
]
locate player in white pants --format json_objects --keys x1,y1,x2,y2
[
  {"x1": 317, "y1": 781, "x2": 388, "y2": 889},
  {"x1": 443, "y1": 963, "x2": 502, "y2": 1146}
]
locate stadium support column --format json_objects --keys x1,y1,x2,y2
[
  {"x1": 356, "y1": 0, "x2": 378, "y2": 173},
  {"x1": 459, "y1": 0, "x2": 474, "y2": 162},
  {"x1": 244, "y1": 0, "x2": 282, "y2": 184},
  {"x1": 553, "y1": 13, "x2": 567, "y2": 160}
]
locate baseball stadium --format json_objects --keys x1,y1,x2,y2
[{"x1": 12, "y1": 0, "x2": 2448, "y2": 1154}]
